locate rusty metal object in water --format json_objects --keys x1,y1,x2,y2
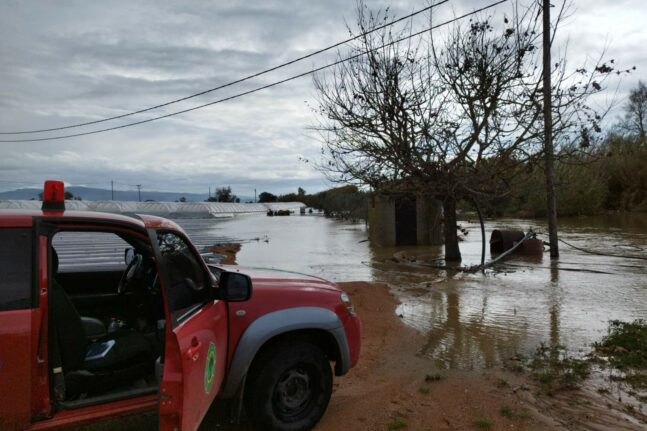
[
  {"x1": 490, "y1": 229, "x2": 525, "y2": 253},
  {"x1": 519, "y1": 238, "x2": 544, "y2": 255},
  {"x1": 490, "y1": 229, "x2": 543, "y2": 256}
]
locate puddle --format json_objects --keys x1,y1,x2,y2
[{"x1": 396, "y1": 216, "x2": 647, "y2": 370}]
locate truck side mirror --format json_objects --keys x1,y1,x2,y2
[{"x1": 219, "y1": 271, "x2": 252, "y2": 302}]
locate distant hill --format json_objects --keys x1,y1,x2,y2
[{"x1": 0, "y1": 186, "x2": 254, "y2": 202}]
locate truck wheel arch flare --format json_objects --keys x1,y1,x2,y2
[{"x1": 221, "y1": 306, "x2": 350, "y2": 398}]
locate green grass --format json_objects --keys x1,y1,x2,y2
[
  {"x1": 528, "y1": 344, "x2": 590, "y2": 393},
  {"x1": 594, "y1": 320, "x2": 647, "y2": 392},
  {"x1": 473, "y1": 416, "x2": 492, "y2": 429},
  {"x1": 418, "y1": 385, "x2": 430, "y2": 394},
  {"x1": 499, "y1": 405, "x2": 513, "y2": 418},
  {"x1": 387, "y1": 417, "x2": 408, "y2": 430},
  {"x1": 536, "y1": 371, "x2": 553, "y2": 384},
  {"x1": 495, "y1": 378, "x2": 509, "y2": 387},
  {"x1": 610, "y1": 372, "x2": 647, "y2": 390},
  {"x1": 498, "y1": 405, "x2": 530, "y2": 420},
  {"x1": 595, "y1": 320, "x2": 647, "y2": 369},
  {"x1": 505, "y1": 358, "x2": 525, "y2": 373},
  {"x1": 624, "y1": 405, "x2": 636, "y2": 414},
  {"x1": 425, "y1": 372, "x2": 443, "y2": 382}
]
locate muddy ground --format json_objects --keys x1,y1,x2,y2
[
  {"x1": 199, "y1": 281, "x2": 643, "y2": 431},
  {"x1": 318, "y1": 282, "x2": 645, "y2": 430}
]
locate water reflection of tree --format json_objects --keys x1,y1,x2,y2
[
  {"x1": 549, "y1": 260, "x2": 561, "y2": 348},
  {"x1": 420, "y1": 291, "x2": 528, "y2": 369}
]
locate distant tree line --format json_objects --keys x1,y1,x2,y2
[
  {"x1": 37, "y1": 191, "x2": 81, "y2": 201},
  {"x1": 258, "y1": 185, "x2": 368, "y2": 221},
  {"x1": 475, "y1": 81, "x2": 647, "y2": 217}
]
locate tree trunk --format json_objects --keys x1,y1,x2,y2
[{"x1": 443, "y1": 196, "x2": 462, "y2": 262}]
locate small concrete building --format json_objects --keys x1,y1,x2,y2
[{"x1": 368, "y1": 193, "x2": 443, "y2": 246}]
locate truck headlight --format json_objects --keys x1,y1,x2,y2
[{"x1": 340, "y1": 291, "x2": 355, "y2": 315}]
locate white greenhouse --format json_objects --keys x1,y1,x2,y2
[{"x1": 0, "y1": 199, "x2": 305, "y2": 219}]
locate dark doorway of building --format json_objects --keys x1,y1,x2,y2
[{"x1": 395, "y1": 196, "x2": 417, "y2": 245}]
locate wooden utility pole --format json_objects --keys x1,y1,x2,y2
[{"x1": 543, "y1": 0, "x2": 559, "y2": 258}]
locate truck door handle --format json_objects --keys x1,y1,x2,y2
[{"x1": 185, "y1": 339, "x2": 202, "y2": 361}]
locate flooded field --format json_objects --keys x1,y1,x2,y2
[
  {"x1": 61, "y1": 212, "x2": 646, "y2": 431},
  {"x1": 184, "y1": 212, "x2": 647, "y2": 370}
]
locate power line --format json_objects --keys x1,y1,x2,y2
[
  {"x1": 559, "y1": 238, "x2": 647, "y2": 262},
  {"x1": 0, "y1": 0, "x2": 507, "y2": 143},
  {"x1": 0, "y1": 0, "x2": 450, "y2": 136}
]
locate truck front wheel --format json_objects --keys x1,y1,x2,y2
[{"x1": 245, "y1": 340, "x2": 332, "y2": 431}]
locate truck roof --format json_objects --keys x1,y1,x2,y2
[{"x1": 0, "y1": 209, "x2": 185, "y2": 233}]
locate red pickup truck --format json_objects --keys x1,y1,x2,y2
[{"x1": 0, "y1": 181, "x2": 361, "y2": 431}]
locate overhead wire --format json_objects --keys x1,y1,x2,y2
[
  {"x1": 0, "y1": 0, "x2": 508, "y2": 143},
  {"x1": 0, "y1": 0, "x2": 450, "y2": 135},
  {"x1": 558, "y1": 238, "x2": 647, "y2": 261}
]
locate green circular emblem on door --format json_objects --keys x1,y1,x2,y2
[{"x1": 204, "y1": 342, "x2": 217, "y2": 394}]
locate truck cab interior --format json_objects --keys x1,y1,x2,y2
[{"x1": 49, "y1": 230, "x2": 165, "y2": 408}]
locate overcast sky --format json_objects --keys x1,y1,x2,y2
[{"x1": 1, "y1": 0, "x2": 645, "y2": 197}]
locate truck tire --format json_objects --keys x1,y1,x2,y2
[{"x1": 244, "y1": 340, "x2": 332, "y2": 431}]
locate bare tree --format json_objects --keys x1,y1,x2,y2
[
  {"x1": 622, "y1": 81, "x2": 647, "y2": 145},
  {"x1": 312, "y1": 1, "x2": 622, "y2": 261}
]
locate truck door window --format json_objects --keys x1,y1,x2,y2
[
  {"x1": 157, "y1": 231, "x2": 209, "y2": 322},
  {"x1": 52, "y1": 231, "x2": 130, "y2": 271},
  {"x1": 0, "y1": 228, "x2": 32, "y2": 311}
]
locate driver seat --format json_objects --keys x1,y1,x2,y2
[{"x1": 50, "y1": 248, "x2": 155, "y2": 399}]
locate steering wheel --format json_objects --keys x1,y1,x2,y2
[{"x1": 117, "y1": 253, "x2": 144, "y2": 294}]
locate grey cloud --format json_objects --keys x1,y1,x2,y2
[{"x1": 1, "y1": 0, "x2": 646, "y2": 195}]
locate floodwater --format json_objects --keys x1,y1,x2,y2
[{"x1": 182, "y1": 212, "x2": 647, "y2": 370}]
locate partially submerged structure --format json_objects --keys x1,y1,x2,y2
[{"x1": 368, "y1": 193, "x2": 442, "y2": 246}]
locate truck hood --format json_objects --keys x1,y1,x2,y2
[{"x1": 214, "y1": 265, "x2": 340, "y2": 292}]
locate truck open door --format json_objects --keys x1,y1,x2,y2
[{"x1": 151, "y1": 230, "x2": 229, "y2": 431}]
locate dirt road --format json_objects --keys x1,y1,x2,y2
[
  {"x1": 314, "y1": 281, "x2": 541, "y2": 430},
  {"x1": 313, "y1": 281, "x2": 644, "y2": 431},
  {"x1": 201, "y1": 281, "x2": 544, "y2": 431}
]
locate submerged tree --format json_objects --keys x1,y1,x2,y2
[
  {"x1": 312, "y1": 1, "x2": 623, "y2": 261},
  {"x1": 258, "y1": 191, "x2": 278, "y2": 203},
  {"x1": 208, "y1": 186, "x2": 238, "y2": 203}
]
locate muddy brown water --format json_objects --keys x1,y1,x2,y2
[{"x1": 187, "y1": 212, "x2": 647, "y2": 370}]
